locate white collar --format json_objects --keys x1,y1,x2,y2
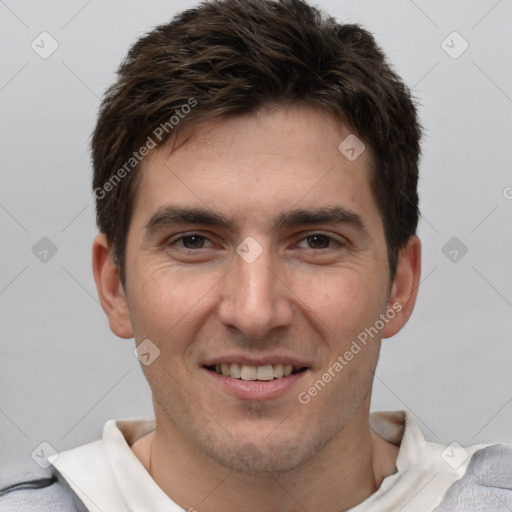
[{"x1": 51, "y1": 410, "x2": 495, "y2": 512}]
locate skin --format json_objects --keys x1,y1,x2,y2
[{"x1": 93, "y1": 104, "x2": 421, "y2": 512}]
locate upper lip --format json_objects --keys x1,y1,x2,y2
[{"x1": 202, "y1": 355, "x2": 310, "y2": 368}]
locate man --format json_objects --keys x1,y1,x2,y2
[{"x1": 1, "y1": 0, "x2": 511, "y2": 510}]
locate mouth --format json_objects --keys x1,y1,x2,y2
[{"x1": 204, "y1": 363, "x2": 308, "y2": 381}]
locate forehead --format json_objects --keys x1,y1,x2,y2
[{"x1": 132, "y1": 105, "x2": 381, "y2": 233}]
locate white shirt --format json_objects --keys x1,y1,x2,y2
[{"x1": 50, "y1": 410, "x2": 498, "y2": 512}]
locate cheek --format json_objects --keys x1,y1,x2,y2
[
  {"x1": 126, "y1": 258, "x2": 224, "y2": 345},
  {"x1": 295, "y1": 268, "x2": 387, "y2": 342}
]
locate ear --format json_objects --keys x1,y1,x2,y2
[
  {"x1": 92, "y1": 233, "x2": 134, "y2": 339},
  {"x1": 381, "y1": 235, "x2": 421, "y2": 339}
]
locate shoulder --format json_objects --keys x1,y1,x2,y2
[
  {"x1": 435, "y1": 443, "x2": 512, "y2": 511},
  {"x1": 0, "y1": 463, "x2": 87, "y2": 512}
]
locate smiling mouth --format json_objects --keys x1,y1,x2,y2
[{"x1": 205, "y1": 363, "x2": 307, "y2": 381}]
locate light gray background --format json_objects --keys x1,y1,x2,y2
[{"x1": 1, "y1": 0, "x2": 511, "y2": 468}]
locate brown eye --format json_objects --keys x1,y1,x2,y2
[
  {"x1": 167, "y1": 234, "x2": 212, "y2": 250},
  {"x1": 180, "y1": 235, "x2": 207, "y2": 249},
  {"x1": 306, "y1": 234, "x2": 331, "y2": 249},
  {"x1": 294, "y1": 232, "x2": 345, "y2": 252}
]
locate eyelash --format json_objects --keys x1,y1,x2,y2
[{"x1": 166, "y1": 232, "x2": 344, "y2": 252}]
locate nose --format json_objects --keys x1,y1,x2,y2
[{"x1": 217, "y1": 241, "x2": 294, "y2": 339}]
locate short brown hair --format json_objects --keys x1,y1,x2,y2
[{"x1": 92, "y1": 0, "x2": 421, "y2": 285}]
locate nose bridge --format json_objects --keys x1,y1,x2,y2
[
  {"x1": 238, "y1": 247, "x2": 275, "y2": 307},
  {"x1": 218, "y1": 238, "x2": 292, "y2": 337}
]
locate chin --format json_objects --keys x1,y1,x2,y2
[{"x1": 201, "y1": 433, "x2": 324, "y2": 475}]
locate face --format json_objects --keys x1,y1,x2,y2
[{"x1": 96, "y1": 105, "x2": 418, "y2": 473}]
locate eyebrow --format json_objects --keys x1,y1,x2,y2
[{"x1": 145, "y1": 205, "x2": 369, "y2": 236}]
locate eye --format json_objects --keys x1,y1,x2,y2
[
  {"x1": 169, "y1": 234, "x2": 213, "y2": 250},
  {"x1": 295, "y1": 233, "x2": 342, "y2": 250}
]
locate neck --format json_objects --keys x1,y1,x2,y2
[{"x1": 135, "y1": 399, "x2": 398, "y2": 512}]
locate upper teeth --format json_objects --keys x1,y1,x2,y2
[{"x1": 214, "y1": 363, "x2": 295, "y2": 380}]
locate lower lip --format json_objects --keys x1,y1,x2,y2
[{"x1": 202, "y1": 367, "x2": 308, "y2": 401}]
